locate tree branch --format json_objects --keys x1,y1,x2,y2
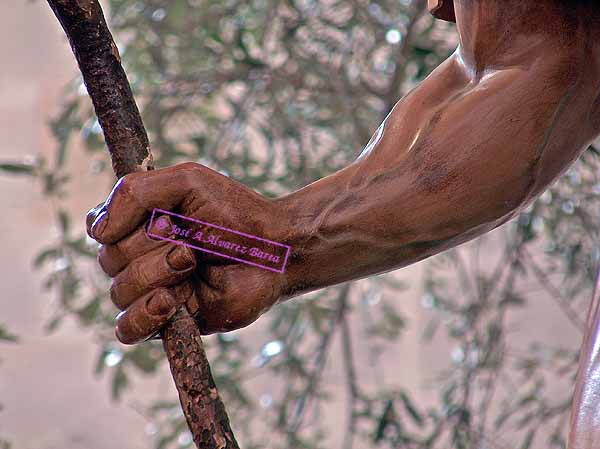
[{"x1": 46, "y1": 1, "x2": 239, "y2": 447}]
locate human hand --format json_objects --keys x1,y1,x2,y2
[{"x1": 86, "y1": 162, "x2": 291, "y2": 344}]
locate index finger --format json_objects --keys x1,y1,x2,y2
[{"x1": 86, "y1": 163, "x2": 200, "y2": 244}]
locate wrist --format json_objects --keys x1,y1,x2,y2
[
  {"x1": 273, "y1": 194, "x2": 318, "y2": 299},
  {"x1": 273, "y1": 166, "x2": 360, "y2": 299}
]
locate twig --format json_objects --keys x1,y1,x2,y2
[
  {"x1": 45, "y1": 1, "x2": 239, "y2": 447},
  {"x1": 341, "y1": 309, "x2": 360, "y2": 449},
  {"x1": 522, "y1": 247, "x2": 586, "y2": 330},
  {"x1": 287, "y1": 283, "x2": 351, "y2": 434}
]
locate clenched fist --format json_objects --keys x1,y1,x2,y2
[{"x1": 86, "y1": 162, "x2": 294, "y2": 344}]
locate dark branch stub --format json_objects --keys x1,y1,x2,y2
[{"x1": 46, "y1": 1, "x2": 240, "y2": 448}]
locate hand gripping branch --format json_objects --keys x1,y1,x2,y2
[{"x1": 46, "y1": 1, "x2": 240, "y2": 447}]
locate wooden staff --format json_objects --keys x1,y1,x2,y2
[{"x1": 46, "y1": 1, "x2": 240, "y2": 447}]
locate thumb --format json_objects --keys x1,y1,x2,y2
[{"x1": 86, "y1": 163, "x2": 201, "y2": 244}]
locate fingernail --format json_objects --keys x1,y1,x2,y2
[
  {"x1": 88, "y1": 202, "x2": 106, "y2": 216},
  {"x1": 91, "y1": 210, "x2": 109, "y2": 239},
  {"x1": 166, "y1": 245, "x2": 195, "y2": 271}
]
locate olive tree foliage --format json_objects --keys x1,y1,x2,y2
[{"x1": 2, "y1": 0, "x2": 600, "y2": 448}]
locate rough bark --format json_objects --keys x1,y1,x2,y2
[
  {"x1": 47, "y1": 0, "x2": 152, "y2": 177},
  {"x1": 46, "y1": 1, "x2": 240, "y2": 447},
  {"x1": 163, "y1": 309, "x2": 239, "y2": 449}
]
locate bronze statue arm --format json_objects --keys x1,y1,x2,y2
[{"x1": 277, "y1": 51, "x2": 598, "y2": 300}]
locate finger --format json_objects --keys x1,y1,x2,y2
[
  {"x1": 86, "y1": 162, "x2": 207, "y2": 244},
  {"x1": 98, "y1": 215, "x2": 177, "y2": 277},
  {"x1": 86, "y1": 202, "x2": 106, "y2": 233},
  {"x1": 110, "y1": 244, "x2": 196, "y2": 310},
  {"x1": 144, "y1": 282, "x2": 198, "y2": 341},
  {"x1": 115, "y1": 288, "x2": 180, "y2": 344}
]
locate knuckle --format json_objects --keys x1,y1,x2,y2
[
  {"x1": 110, "y1": 172, "x2": 141, "y2": 205},
  {"x1": 117, "y1": 173, "x2": 135, "y2": 190},
  {"x1": 130, "y1": 259, "x2": 151, "y2": 290},
  {"x1": 97, "y1": 247, "x2": 109, "y2": 273},
  {"x1": 179, "y1": 162, "x2": 202, "y2": 191},
  {"x1": 147, "y1": 288, "x2": 177, "y2": 318},
  {"x1": 109, "y1": 276, "x2": 139, "y2": 310},
  {"x1": 109, "y1": 282, "x2": 123, "y2": 309},
  {"x1": 179, "y1": 161, "x2": 201, "y2": 172},
  {"x1": 166, "y1": 245, "x2": 196, "y2": 273},
  {"x1": 153, "y1": 287, "x2": 173, "y2": 303},
  {"x1": 97, "y1": 245, "x2": 118, "y2": 277}
]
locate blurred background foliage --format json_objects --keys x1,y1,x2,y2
[{"x1": 2, "y1": 0, "x2": 600, "y2": 448}]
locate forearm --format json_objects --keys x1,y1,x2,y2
[
  {"x1": 271, "y1": 57, "x2": 475, "y2": 298},
  {"x1": 272, "y1": 50, "x2": 589, "y2": 300},
  {"x1": 274, "y1": 153, "x2": 463, "y2": 299}
]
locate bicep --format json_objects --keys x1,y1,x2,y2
[{"x1": 367, "y1": 68, "x2": 561, "y2": 243}]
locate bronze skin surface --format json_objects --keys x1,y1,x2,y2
[{"x1": 86, "y1": 1, "x2": 600, "y2": 445}]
